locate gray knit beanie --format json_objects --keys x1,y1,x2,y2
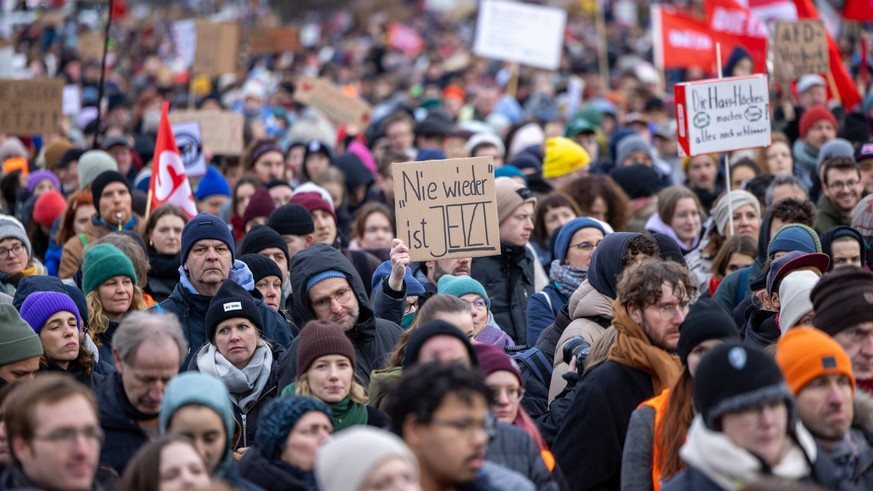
[
  {"x1": 315, "y1": 427, "x2": 418, "y2": 491},
  {"x1": 0, "y1": 216, "x2": 31, "y2": 257},
  {"x1": 77, "y1": 150, "x2": 118, "y2": 189}
]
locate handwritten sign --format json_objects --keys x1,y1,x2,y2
[
  {"x1": 77, "y1": 32, "x2": 104, "y2": 62},
  {"x1": 248, "y1": 28, "x2": 300, "y2": 55},
  {"x1": 674, "y1": 74, "x2": 771, "y2": 156},
  {"x1": 193, "y1": 21, "x2": 240, "y2": 76},
  {"x1": 293, "y1": 76, "x2": 372, "y2": 127},
  {"x1": 168, "y1": 111, "x2": 244, "y2": 156},
  {"x1": 392, "y1": 157, "x2": 500, "y2": 262},
  {"x1": 0, "y1": 79, "x2": 63, "y2": 135},
  {"x1": 772, "y1": 20, "x2": 828, "y2": 83},
  {"x1": 171, "y1": 120, "x2": 207, "y2": 177},
  {"x1": 473, "y1": 0, "x2": 566, "y2": 71}
]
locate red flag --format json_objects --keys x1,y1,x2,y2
[
  {"x1": 149, "y1": 101, "x2": 197, "y2": 218},
  {"x1": 704, "y1": 0, "x2": 769, "y2": 74},
  {"x1": 794, "y1": 0, "x2": 862, "y2": 110},
  {"x1": 653, "y1": 6, "x2": 717, "y2": 71},
  {"x1": 843, "y1": 0, "x2": 873, "y2": 22}
]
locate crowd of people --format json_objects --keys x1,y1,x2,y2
[{"x1": 2, "y1": 0, "x2": 873, "y2": 490}]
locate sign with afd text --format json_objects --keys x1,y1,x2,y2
[
  {"x1": 772, "y1": 20, "x2": 828, "y2": 83},
  {"x1": 393, "y1": 157, "x2": 500, "y2": 262},
  {"x1": 674, "y1": 74, "x2": 771, "y2": 156}
]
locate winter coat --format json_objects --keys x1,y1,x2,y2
[
  {"x1": 155, "y1": 266, "x2": 292, "y2": 368},
  {"x1": 0, "y1": 466, "x2": 114, "y2": 491},
  {"x1": 367, "y1": 366, "x2": 402, "y2": 412},
  {"x1": 535, "y1": 303, "x2": 572, "y2": 367},
  {"x1": 816, "y1": 194, "x2": 853, "y2": 234},
  {"x1": 145, "y1": 248, "x2": 180, "y2": 303},
  {"x1": 237, "y1": 446, "x2": 312, "y2": 491},
  {"x1": 95, "y1": 372, "x2": 153, "y2": 474},
  {"x1": 471, "y1": 243, "x2": 536, "y2": 344},
  {"x1": 487, "y1": 422, "x2": 560, "y2": 491},
  {"x1": 189, "y1": 342, "x2": 285, "y2": 450},
  {"x1": 552, "y1": 360, "x2": 655, "y2": 491},
  {"x1": 713, "y1": 208, "x2": 775, "y2": 315},
  {"x1": 740, "y1": 308, "x2": 779, "y2": 348},
  {"x1": 59, "y1": 214, "x2": 144, "y2": 279},
  {"x1": 278, "y1": 244, "x2": 403, "y2": 389},
  {"x1": 550, "y1": 281, "x2": 614, "y2": 400},
  {"x1": 526, "y1": 284, "x2": 566, "y2": 346}
]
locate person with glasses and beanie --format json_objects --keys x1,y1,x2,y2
[
  {"x1": 438, "y1": 274, "x2": 514, "y2": 348},
  {"x1": 0, "y1": 216, "x2": 46, "y2": 296}
]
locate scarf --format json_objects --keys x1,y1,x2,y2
[
  {"x1": 680, "y1": 416, "x2": 815, "y2": 490},
  {"x1": 645, "y1": 211, "x2": 700, "y2": 254},
  {"x1": 94, "y1": 214, "x2": 138, "y2": 232},
  {"x1": 114, "y1": 372, "x2": 159, "y2": 421},
  {"x1": 281, "y1": 382, "x2": 368, "y2": 432},
  {"x1": 549, "y1": 260, "x2": 587, "y2": 299},
  {"x1": 196, "y1": 339, "x2": 273, "y2": 412},
  {"x1": 148, "y1": 249, "x2": 180, "y2": 279},
  {"x1": 858, "y1": 378, "x2": 873, "y2": 395},
  {"x1": 608, "y1": 300, "x2": 682, "y2": 394}
]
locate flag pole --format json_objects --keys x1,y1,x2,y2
[
  {"x1": 716, "y1": 42, "x2": 735, "y2": 236},
  {"x1": 145, "y1": 188, "x2": 153, "y2": 223},
  {"x1": 92, "y1": 0, "x2": 115, "y2": 150}
]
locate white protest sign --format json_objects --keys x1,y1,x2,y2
[
  {"x1": 171, "y1": 120, "x2": 207, "y2": 178},
  {"x1": 172, "y1": 19, "x2": 197, "y2": 69},
  {"x1": 62, "y1": 85, "x2": 80, "y2": 116},
  {"x1": 674, "y1": 74, "x2": 771, "y2": 156},
  {"x1": 473, "y1": 0, "x2": 566, "y2": 71}
]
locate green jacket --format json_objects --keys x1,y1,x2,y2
[
  {"x1": 367, "y1": 366, "x2": 403, "y2": 412},
  {"x1": 815, "y1": 195, "x2": 853, "y2": 234}
]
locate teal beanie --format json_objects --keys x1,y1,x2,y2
[
  {"x1": 437, "y1": 274, "x2": 491, "y2": 309},
  {"x1": 82, "y1": 243, "x2": 137, "y2": 294}
]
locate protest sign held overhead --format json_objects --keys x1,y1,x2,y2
[
  {"x1": 248, "y1": 27, "x2": 300, "y2": 55},
  {"x1": 772, "y1": 20, "x2": 828, "y2": 83},
  {"x1": 193, "y1": 21, "x2": 240, "y2": 76},
  {"x1": 473, "y1": 0, "x2": 566, "y2": 71},
  {"x1": 392, "y1": 157, "x2": 500, "y2": 262},
  {"x1": 170, "y1": 120, "x2": 207, "y2": 178},
  {"x1": 674, "y1": 74, "x2": 771, "y2": 156},
  {"x1": 168, "y1": 110, "x2": 244, "y2": 156},
  {"x1": 0, "y1": 79, "x2": 62, "y2": 135},
  {"x1": 652, "y1": 6, "x2": 716, "y2": 70},
  {"x1": 293, "y1": 76, "x2": 372, "y2": 127}
]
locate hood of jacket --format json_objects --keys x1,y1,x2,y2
[
  {"x1": 587, "y1": 232, "x2": 638, "y2": 299},
  {"x1": 754, "y1": 207, "x2": 776, "y2": 267},
  {"x1": 238, "y1": 445, "x2": 310, "y2": 491},
  {"x1": 569, "y1": 280, "x2": 615, "y2": 321},
  {"x1": 290, "y1": 243, "x2": 376, "y2": 337},
  {"x1": 179, "y1": 259, "x2": 255, "y2": 296}
]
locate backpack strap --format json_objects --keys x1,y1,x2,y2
[
  {"x1": 512, "y1": 347, "x2": 552, "y2": 386},
  {"x1": 736, "y1": 268, "x2": 750, "y2": 305}
]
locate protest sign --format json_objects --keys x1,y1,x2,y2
[
  {"x1": 168, "y1": 111, "x2": 244, "y2": 156},
  {"x1": 193, "y1": 21, "x2": 240, "y2": 76},
  {"x1": 78, "y1": 32, "x2": 104, "y2": 62},
  {"x1": 392, "y1": 157, "x2": 500, "y2": 262},
  {"x1": 674, "y1": 74, "x2": 771, "y2": 156},
  {"x1": 293, "y1": 76, "x2": 372, "y2": 127},
  {"x1": 248, "y1": 27, "x2": 300, "y2": 55},
  {"x1": 772, "y1": 20, "x2": 828, "y2": 83},
  {"x1": 172, "y1": 19, "x2": 197, "y2": 69},
  {"x1": 473, "y1": 0, "x2": 566, "y2": 71},
  {"x1": 63, "y1": 85, "x2": 81, "y2": 116},
  {"x1": 171, "y1": 120, "x2": 207, "y2": 177},
  {"x1": 0, "y1": 79, "x2": 63, "y2": 135}
]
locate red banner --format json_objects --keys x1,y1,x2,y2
[
  {"x1": 704, "y1": 0, "x2": 769, "y2": 74},
  {"x1": 653, "y1": 6, "x2": 717, "y2": 70},
  {"x1": 843, "y1": 0, "x2": 873, "y2": 21}
]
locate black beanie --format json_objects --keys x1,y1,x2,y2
[
  {"x1": 403, "y1": 320, "x2": 478, "y2": 369},
  {"x1": 820, "y1": 226, "x2": 865, "y2": 271},
  {"x1": 90, "y1": 171, "x2": 131, "y2": 217},
  {"x1": 268, "y1": 204, "x2": 315, "y2": 236},
  {"x1": 205, "y1": 280, "x2": 263, "y2": 342},
  {"x1": 677, "y1": 300, "x2": 739, "y2": 364},
  {"x1": 239, "y1": 225, "x2": 289, "y2": 265},
  {"x1": 650, "y1": 232, "x2": 687, "y2": 266},
  {"x1": 811, "y1": 267, "x2": 873, "y2": 336},
  {"x1": 693, "y1": 342, "x2": 795, "y2": 429},
  {"x1": 238, "y1": 253, "x2": 282, "y2": 283}
]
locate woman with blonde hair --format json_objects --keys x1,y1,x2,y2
[
  {"x1": 82, "y1": 243, "x2": 148, "y2": 367},
  {"x1": 645, "y1": 186, "x2": 704, "y2": 254}
]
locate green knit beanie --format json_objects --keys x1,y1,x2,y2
[
  {"x1": 437, "y1": 275, "x2": 491, "y2": 309},
  {"x1": 82, "y1": 243, "x2": 137, "y2": 294},
  {"x1": 0, "y1": 304, "x2": 43, "y2": 365}
]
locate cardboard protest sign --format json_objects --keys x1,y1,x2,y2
[
  {"x1": 168, "y1": 111, "x2": 244, "y2": 156},
  {"x1": 171, "y1": 120, "x2": 207, "y2": 177},
  {"x1": 674, "y1": 74, "x2": 771, "y2": 156},
  {"x1": 293, "y1": 77, "x2": 372, "y2": 127},
  {"x1": 193, "y1": 21, "x2": 240, "y2": 76},
  {"x1": 0, "y1": 79, "x2": 63, "y2": 135},
  {"x1": 392, "y1": 157, "x2": 500, "y2": 262},
  {"x1": 473, "y1": 0, "x2": 566, "y2": 71},
  {"x1": 772, "y1": 20, "x2": 828, "y2": 83},
  {"x1": 248, "y1": 28, "x2": 300, "y2": 55},
  {"x1": 78, "y1": 32, "x2": 104, "y2": 62}
]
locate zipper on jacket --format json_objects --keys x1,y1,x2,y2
[{"x1": 241, "y1": 413, "x2": 247, "y2": 448}]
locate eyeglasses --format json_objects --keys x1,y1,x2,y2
[
  {"x1": 32, "y1": 427, "x2": 105, "y2": 448},
  {"x1": 651, "y1": 301, "x2": 689, "y2": 321},
  {"x1": 311, "y1": 287, "x2": 353, "y2": 312},
  {"x1": 828, "y1": 180, "x2": 860, "y2": 190},
  {"x1": 569, "y1": 240, "x2": 600, "y2": 252},
  {"x1": 489, "y1": 386, "x2": 525, "y2": 402},
  {"x1": 0, "y1": 244, "x2": 24, "y2": 257},
  {"x1": 430, "y1": 414, "x2": 496, "y2": 439},
  {"x1": 463, "y1": 298, "x2": 487, "y2": 311}
]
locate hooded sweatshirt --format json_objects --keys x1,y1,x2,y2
[{"x1": 277, "y1": 244, "x2": 403, "y2": 390}]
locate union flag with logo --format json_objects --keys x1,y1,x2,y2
[{"x1": 149, "y1": 101, "x2": 197, "y2": 218}]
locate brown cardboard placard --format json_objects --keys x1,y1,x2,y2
[
  {"x1": 772, "y1": 20, "x2": 828, "y2": 83},
  {"x1": 248, "y1": 28, "x2": 301, "y2": 55},
  {"x1": 0, "y1": 79, "x2": 63, "y2": 135},
  {"x1": 293, "y1": 76, "x2": 373, "y2": 127},
  {"x1": 392, "y1": 156, "x2": 500, "y2": 262},
  {"x1": 193, "y1": 21, "x2": 240, "y2": 76},
  {"x1": 78, "y1": 32, "x2": 105, "y2": 62},
  {"x1": 168, "y1": 110, "x2": 244, "y2": 156}
]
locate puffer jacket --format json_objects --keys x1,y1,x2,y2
[{"x1": 471, "y1": 243, "x2": 536, "y2": 345}]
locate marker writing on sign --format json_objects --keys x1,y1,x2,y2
[{"x1": 404, "y1": 200, "x2": 495, "y2": 257}]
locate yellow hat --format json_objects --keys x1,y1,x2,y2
[
  {"x1": 682, "y1": 153, "x2": 719, "y2": 173},
  {"x1": 543, "y1": 137, "x2": 589, "y2": 179},
  {"x1": 191, "y1": 75, "x2": 213, "y2": 98}
]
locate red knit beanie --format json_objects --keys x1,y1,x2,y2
[
  {"x1": 799, "y1": 106, "x2": 837, "y2": 138},
  {"x1": 33, "y1": 190, "x2": 67, "y2": 227},
  {"x1": 290, "y1": 192, "x2": 337, "y2": 224}
]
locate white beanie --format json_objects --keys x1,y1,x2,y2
[
  {"x1": 315, "y1": 427, "x2": 418, "y2": 491},
  {"x1": 778, "y1": 270, "x2": 820, "y2": 334}
]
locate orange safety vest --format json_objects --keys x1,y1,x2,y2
[{"x1": 638, "y1": 388, "x2": 671, "y2": 491}]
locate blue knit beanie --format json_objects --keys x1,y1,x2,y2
[
  {"x1": 256, "y1": 396, "x2": 333, "y2": 461},
  {"x1": 195, "y1": 166, "x2": 231, "y2": 200},
  {"x1": 306, "y1": 270, "x2": 346, "y2": 290},
  {"x1": 181, "y1": 213, "x2": 235, "y2": 265},
  {"x1": 371, "y1": 261, "x2": 425, "y2": 296},
  {"x1": 553, "y1": 217, "x2": 608, "y2": 264},
  {"x1": 437, "y1": 274, "x2": 490, "y2": 309},
  {"x1": 20, "y1": 291, "x2": 81, "y2": 334},
  {"x1": 768, "y1": 224, "x2": 822, "y2": 257}
]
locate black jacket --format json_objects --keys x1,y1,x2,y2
[
  {"x1": 551, "y1": 360, "x2": 654, "y2": 491},
  {"x1": 471, "y1": 243, "x2": 535, "y2": 344},
  {"x1": 237, "y1": 446, "x2": 312, "y2": 491},
  {"x1": 535, "y1": 303, "x2": 572, "y2": 367},
  {"x1": 95, "y1": 372, "x2": 152, "y2": 475},
  {"x1": 145, "y1": 249, "x2": 180, "y2": 303},
  {"x1": 487, "y1": 422, "x2": 560, "y2": 491},
  {"x1": 0, "y1": 465, "x2": 115, "y2": 491},
  {"x1": 157, "y1": 280, "x2": 293, "y2": 368},
  {"x1": 278, "y1": 244, "x2": 403, "y2": 389}
]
